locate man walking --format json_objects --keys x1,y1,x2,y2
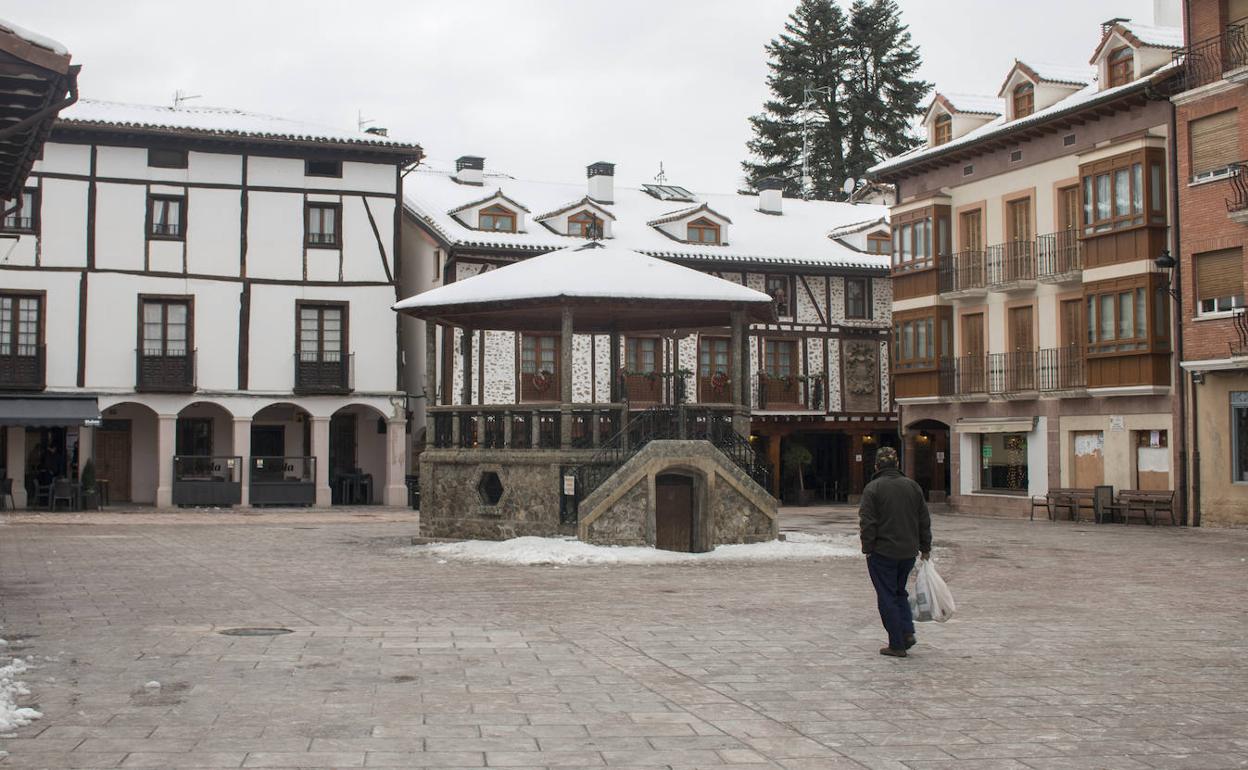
[{"x1": 859, "y1": 446, "x2": 931, "y2": 658}]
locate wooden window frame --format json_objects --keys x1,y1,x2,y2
[
  {"x1": 305, "y1": 159, "x2": 343, "y2": 178},
  {"x1": 933, "y1": 114, "x2": 952, "y2": 146},
  {"x1": 1079, "y1": 148, "x2": 1165, "y2": 236},
  {"x1": 1195, "y1": 247, "x2": 1247, "y2": 315},
  {"x1": 1083, "y1": 274, "x2": 1169, "y2": 357},
  {"x1": 138, "y1": 294, "x2": 193, "y2": 357},
  {"x1": 567, "y1": 210, "x2": 603, "y2": 237},
  {"x1": 686, "y1": 217, "x2": 721, "y2": 245},
  {"x1": 0, "y1": 187, "x2": 38, "y2": 235},
  {"x1": 1107, "y1": 46, "x2": 1134, "y2": 88},
  {"x1": 890, "y1": 205, "x2": 949, "y2": 273},
  {"x1": 147, "y1": 193, "x2": 186, "y2": 241},
  {"x1": 479, "y1": 204, "x2": 517, "y2": 233},
  {"x1": 305, "y1": 201, "x2": 342, "y2": 248},
  {"x1": 147, "y1": 148, "x2": 188, "y2": 169},
  {"x1": 763, "y1": 338, "x2": 798, "y2": 377},
  {"x1": 765, "y1": 275, "x2": 794, "y2": 318},
  {"x1": 520, "y1": 334, "x2": 559, "y2": 375},
  {"x1": 893, "y1": 306, "x2": 951, "y2": 372},
  {"x1": 1189, "y1": 109, "x2": 1239, "y2": 180},
  {"x1": 0, "y1": 290, "x2": 44, "y2": 359},
  {"x1": 1013, "y1": 82, "x2": 1034, "y2": 119},
  {"x1": 296, "y1": 301, "x2": 348, "y2": 363},
  {"x1": 866, "y1": 233, "x2": 891, "y2": 254},
  {"x1": 845, "y1": 277, "x2": 871, "y2": 320},
  {"x1": 624, "y1": 337, "x2": 662, "y2": 374}
]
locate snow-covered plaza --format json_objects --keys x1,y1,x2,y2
[{"x1": 2, "y1": 507, "x2": 1247, "y2": 769}]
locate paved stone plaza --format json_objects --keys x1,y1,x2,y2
[{"x1": 1, "y1": 507, "x2": 1247, "y2": 769}]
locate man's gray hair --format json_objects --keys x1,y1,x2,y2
[{"x1": 876, "y1": 446, "x2": 899, "y2": 469}]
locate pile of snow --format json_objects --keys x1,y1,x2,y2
[
  {"x1": 406, "y1": 532, "x2": 860, "y2": 566},
  {"x1": 0, "y1": 656, "x2": 41, "y2": 731}
]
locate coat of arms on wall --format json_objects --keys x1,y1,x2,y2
[{"x1": 842, "y1": 340, "x2": 879, "y2": 412}]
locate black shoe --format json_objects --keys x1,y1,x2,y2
[
  {"x1": 904, "y1": 634, "x2": 916, "y2": 649},
  {"x1": 879, "y1": 646, "x2": 908, "y2": 658}
]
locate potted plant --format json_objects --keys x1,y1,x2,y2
[
  {"x1": 781, "y1": 442, "x2": 813, "y2": 506},
  {"x1": 80, "y1": 458, "x2": 99, "y2": 511}
]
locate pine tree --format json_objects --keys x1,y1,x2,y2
[
  {"x1": 844, "y1": 0, "x2": 931, "y2": 177},
  {"x1": 742, "y1": 0, "x2": 930, "y2": 200},
  {"x1": 742, "y1": 0, "x2": 852, "y2": 200}
]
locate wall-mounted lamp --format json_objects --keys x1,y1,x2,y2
[{"x1": 1155, "y1": 249, "x2": 1180, "y2": 301}]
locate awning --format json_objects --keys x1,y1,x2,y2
[
  {"x1": 955, "y1": 416, "x2": 1037, "y2": 434},
  {"x1": 0, "y1": 396, "x2": 100, "y2": 427}
]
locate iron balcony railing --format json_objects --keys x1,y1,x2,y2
[
  {"x1": 988, "y1": 351, "x2": 1038, "y2": 394},
  {"x1": 757, "y1": 372, "x2": 822, "y2": 410},
  {"x1": 307, "y1": 232, "x2": 339, "y2": 247},
  {"x1": 1038, "y1": 346, "x2": 1087, "y2": 391},
  {"x1": 937, "y1": 355, "x2": 987, "y2": 397},
  {"x1": 1233, "y1": 309, "x2": 1248, "y2": 357},
  {"x1": 1228, "y1": 164, "x2": 1248, "y2": 214},
  {"x1": 294, "y1": 352, "x2": 353, "y2": 393},
  {"x1": 1, "y1": 216, "x2": 33, "y2": 232},
  {"x1": 986, "y1": 241, "x2": 1036, "y2": 287},
  {"x1": 1036, "y1": 229, "x2": 1083, "y2": 279},
  {"x1": 937, "y1": 250, "x2": 987, "y2": 294},
  {"x1": 1174, "y1": 23, "x2": 1248, "y2": 92},
  {"x1": 136, "y1": 348, "x2": 195, "y2": 392},
  {"x1": 150, "y1": 222, "x2": 182, "y2": 237},
  {"x1": 0, "y1": 343, "x2": 45, "y2": 391}
]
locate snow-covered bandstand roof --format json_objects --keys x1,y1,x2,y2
[{"x1": 393, "y1": 242, "x2": 776, "y2": 332}]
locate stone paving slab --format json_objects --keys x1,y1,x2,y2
[{"x1": 1, "y1": 507, "x2": 1247, "y2": 769}]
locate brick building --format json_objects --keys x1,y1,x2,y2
[{"x1": 1172, "y1": 0, "x2": 1248, "y2": 525}]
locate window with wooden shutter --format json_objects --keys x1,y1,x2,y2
[
  {"x1": 1190, "y1": 110, "x2": 1239, "y2": 178},
  {"x1": 1196, "y1": 248, "x2": 1246, "y2": 314}
]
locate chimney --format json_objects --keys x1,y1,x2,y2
[
  {"x1": 587, "y1": 161, "x2": 614, "y2": 203},
  {"x1": 454, "y1": 155, "x2": 484, "y2": 185},
  {"x1": 1153, "y1": 0, "x2": 1180, "y2": 28},
  {"x1": 758, "y1": 177, "x2": 785, "y2": 215}
]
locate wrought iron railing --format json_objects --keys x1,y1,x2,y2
[
  {"x1": 1036, "y1": 229, "x2": 1083, "y2": 279},
  {"x1": 986, "y1": 241, "x2": 1036, "y2": 287},
  {"x1": 1038, "y1": 346, "x2": 1087, "y2": 391},
  {"x1": 1232, "y1": 309, "x2": 1248, "y2": 357},
  {"x1": 937, "y1": 355, "x2": 987, "y2": 397},
  {"x1": 989, "y1": 351, "x2": 1038, "y2": 394},
  {"x1": 1173, "y1": 23, "x2": 1248, "y2": 92},
  {"x1": 1227, "y1": 164, "x2": 1248, "y2": 214},
  {"x1": 937, "y1": 250, "x2": 987, "y2": 294},
  {"x1": 0, "y1": 343, "x2": 45, "y2": 391},
  {"x1": 427, "y1": 404, "x2": 620, "y2": 450}
]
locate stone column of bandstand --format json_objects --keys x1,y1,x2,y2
[
  {"x1": 310, "y1": 415, "x2": 331, "y2": 506},
  {"x1": 385, "y1": 414, "x2": 407, "y2": 506},
  {"x1": 560, "y1": 306, "x2": 574, "y2": 447},
  {"x1": 730, "y1": 309, "x2": 750, "y2": 438},
  {"x1": 232, "y1": 416, "x2": 251, "y2": 507},
  {"x1": 155, "y1": 414, "x2": 177, "y2": 508},
  {"x1": 425, "y1": 321, "x2": 438, "y2": 448}
]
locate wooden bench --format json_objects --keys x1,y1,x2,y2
[
  {"x1": 1116, "y1": 489, "x2": 1176, "y2": 526},
  {"x1": 1031, "y1": 488, "x2": 1095, "y2": 522}
]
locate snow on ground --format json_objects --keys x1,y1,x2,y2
[
  {"x1": 0, "y1": 655, "x2": 41, "y2": 732},
  {"x1": 404, "y1": 532, "x2": 861, "y2": 567}
]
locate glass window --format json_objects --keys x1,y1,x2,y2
[
  {"x1": 1132, "y1": 163, "x2": 1144, "y2": 217},
  {"x1": 902, "y1": 322, "x2": 914, "y2": 360},
  {"x1": 568, "y1": 211, "x2": 602, "y2": 237},
  {"x1": 521, "y1": 335, "x2": 557, "y2": 373},
  {"x1": 1095, "y1": 174, "x2": 1111, "y2": 222},
  {"x1": 687, "y1": 218, "x2": 720, "y2": 244},
  {"x1": 1108, "y1": 46, "x2": 1134, "y2": 88},
  {"x1": 142, "y1": 299, "x2": 190, "y2": 356},
  {"x1": 764, "y1": 340, "x2": 795, "y2": 376},
  {"x1": 306, "y1": 204, "x2": 339, "y2": 246},
  {"x1": 479, "y1": 204, "x2": 516, "y2": 233},
  {"x1": 1082, "y1": 176, "x2": 1094, "y2": 227},
  {"x1": 1234, "y1": 393, "x2": 1248, "y2": 483},
  {"x1": 625, "y1": 338, "x2": 659, "y2": 373},
  {"x1": 299, "y1": 305, "x2": 343, "y2": 362},
  {"x1": 1100, "y1": 295, "x2": 1115, "y2": 341},
  {"x1": 845, "y1": 278, "x2": 868, "y2": 319},
  {"x1": 699, "y1": 338, "x2": 730, "y2": 376},
  {"x1": 0, "y1": 190, "x2": 36, "y2": 232},
  {"x1": 0, "y1": 294, "x2": 40, "y2": 357},
  {"x1": 901, "y1": 225, "x2": 912, "y2": 262},
  {"x1": 1113, "y1": 169, "x2": 1130, "y2": 217},
  {"x1": 1118, "y1": 290, "x2": 1134, "y2": 340},
  {"x1": 1087, "y1": 296, "x2": 1096, "y2": 345},
  {"x1": 980, "y1": 432, "x2": 1029, "y2": 491},
  {"x1": 149, "y1": 195, "x2": 184, "y2": 238},
  {"x1": 766, "y1": 276, "x2": 792, "y2": 317}
]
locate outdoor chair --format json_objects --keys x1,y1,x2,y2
[
  {"x1": 31, "y1": 481, "x2": 52, "y2": 509},
  {"x1": 50, "y1": 478, "x2": 75, "y2": 511}
]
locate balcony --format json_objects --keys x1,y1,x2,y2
[
  {"x1": 937, "y1": 250, "x2": 987, "y2": 298},
  {"x1": 1227, "y1": 164, "x2": 1248, "y2": 225},
  {"x1": 1232, "y1": 309, "x2": 1248, "y2": 358},
  {"x1": 1172, "y1": 24, "x2": 1248, "y2": 93},
  {"x1": 136, "y1": 348, "x2": 195, "y2": 392},
  {"x1": 294, "y1": 352, "x2": 352, "y2": 394},
  {"x1": 1038, "y1": 347, "x2": 1088, "y2": 394},
  {"x1": 937, "y1": 355, "x2": 988, "y2": 400},
  {"x1": 986, "y1": 241, "x2": 1037, "y2": 292},
  {"x1": 0, "y1": 344, "x2": 45, "y2": 391},
  {"x1": 756, "y1": 372, "x2": 823, "y2": 411},
  {"x1": 1036, "y1": 229, "x2": 1083, "y2": 283},
  {"x1": 988, "y1": 351, "x2": 1038, "y2": 398}
]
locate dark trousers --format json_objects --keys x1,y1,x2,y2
[{"x1": 867, "y1": 553, "x2": 916, "y2": 650}]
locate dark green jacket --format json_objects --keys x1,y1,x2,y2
[{"x1": 859, "y1": 467, "x2": 932, "y2": 560}]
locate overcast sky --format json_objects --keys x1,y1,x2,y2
[{"x1": 11, "y1": 0, "x2": 1164, "y2": 192}]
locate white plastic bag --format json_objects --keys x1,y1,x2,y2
[{"x1": 910, "y1": 558, "x2": 955, "y2": 623}]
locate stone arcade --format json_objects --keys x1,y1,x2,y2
[{"x1": 393, "y1": 242, "x2": 780, "y2": 551}]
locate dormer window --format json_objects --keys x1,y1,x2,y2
[
  {"x1": 568, "y1": 210, "x2": 602, "y2": 237},
  {"x1": 479, "y1": 204, "x2": 517, "y2": 233},
  {"x1": 1108, "y1": 46, "x2": 1133, "y2": 88},
  {"x1": 933, "y1": 114, "x2": 952, "y2": 146},
  {"x1": 687, "y1": 217, "x2": 721, "y2": 244},
  {"x1": 1012, "y1": 83, "x2": 1034, "y2": 119}
]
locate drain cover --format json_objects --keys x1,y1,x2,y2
[{"x1": 218, "y1": 627, "x2": 293, "y2": 637}]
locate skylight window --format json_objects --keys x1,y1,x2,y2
[{"x1": 642, "y1": 183, "x2": 696, "y2": 202}]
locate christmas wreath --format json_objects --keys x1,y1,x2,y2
[
  {"x1": 531, "y1": 369, "x2": 553, "y2": 393},
  {"x1": 710, "y1": 370, "x2": 730, "y2": 395}
]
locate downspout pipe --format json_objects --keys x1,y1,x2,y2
[{"x1": 1167, "y1": 65, "x2": 1191, "y2": 526}]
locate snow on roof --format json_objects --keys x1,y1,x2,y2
[
  {"x1": 534, "y1": 197, "x2": 616, "y2": 222},
  {"x1": 393, "y1": 242, "x2": 774, "y2": 310},
  {"x1": 447, "y1": 190, "x2": 531, "y2": 215},
  {"x1": 647, "y1": 202, "x2": 733, "y2": 227},
  {"x1": 828, "y1": 216, "x2": 888, "y2": 239},
  {"x1": 1021, "y1": 61, "x2": 1097, "y2": 87},
  {"x1": 935, "y1": 93, "x2": 1002, "y2": 116},
  {"x1": 404, "y1": 162, "x2": 890, "y2": 270},
  {"x1": 58, "y1": 99, "x2": 420, "y2": 151},
  {"x1": 1119, "y1": 21, "x2": 1184, "y2": 48},
  {"x1": 872, "y1": 62, "x2": 1176, "y2": 176},
  {"x1": 0, "y1": 17, "x2": 69, "y2": 57}
]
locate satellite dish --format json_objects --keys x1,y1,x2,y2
[{"x1": 841, "y1": 178, "x2": 856, "y2": 195}]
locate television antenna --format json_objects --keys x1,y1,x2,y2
[
  {"x1": 654, "y1": 161, "x2": 668, "y2": 184},
  {"x1": 357, "y1": 110, "x2": 375, "y2": 132},
  {"x1": 173, "y1": 90, "x2": 202, "y2": 108},
  {"x1": 800, "y1": 84, "x2": 833, "y2": 199}
]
